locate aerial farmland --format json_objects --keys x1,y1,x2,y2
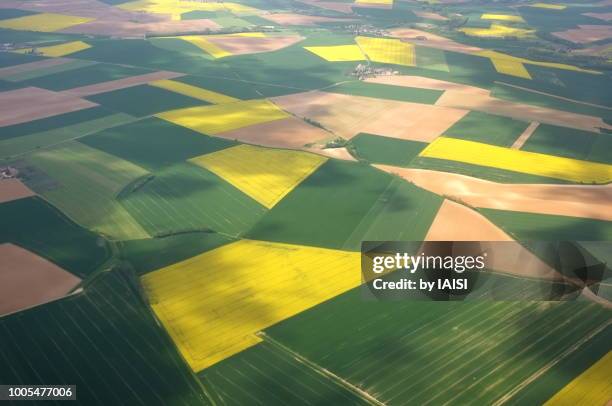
[{"x1": 0, "y1": 0, "x2": 610, "y2": 404}]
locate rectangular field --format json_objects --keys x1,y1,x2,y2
[
  {"x1": 150, "y1": 79, "x2": 239, "y2": 104},
  {"x1": 444, "y1": 111, "x2": 531, "y2": 147},
  {"x1": 419, "y1": 137, "x2": 612, "y2": 183},
  {"x1": 0, "y1": 13, "x2": 92, "y2": 32},
  {"x1": 141, "y1": 239, "x2": 361, "y2": 372}
]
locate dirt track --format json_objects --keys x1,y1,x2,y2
[
  {"x1": 0, "y1": 243, "x2": 81, "y2": 316},
  {"x1": 377, "y1": 166, "x2": 612, "y2": 221}
]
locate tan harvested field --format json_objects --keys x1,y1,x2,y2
[
  {"x1": 0, "y1": 243, "x2": 81, "y2": 316},
  {"x1": 205, "y1": 35, "x2": 303, "y2": 55},
  {"x1": 61, "y1": 71, "x2": 184, "y2": 97},
  {"x1": 61, "y1": 19, "x2": 221, "y2": 37},
  {"x1": 414, "y1": 11, "x2": 449, "y2": 21},
  {"x1": 390, "y1": 28, "x2": 482, "y2": 53},
  {"x1": 0, "y1": 87, "x2": 97, "y2": 127},
  {"x1": 511, "y1": 121, "x2": 540, "y2": 149},
  {"x1": 217, "y1": 116, "x2": 331, "y2": 149},
  {"x1": 304, "y1": 146, "x2": 358, "y2": 161},
  {"x1": 553, "y1": 25, "x2": 612, "y2": 43},
  {"x1": 0, "y1": 0, "x2": 162, "y2": 21},
  {"x1": 297, "y1": 0, "x2": 355, "y2": 13},
  {"x1": 378, "y1": 166, "x2": 612, "y2": 222},
  {"x1": 0, "y1": 179, "x2": 35, "y2": 204},
  {"x1": 260, "y1": 12, "x2": 356, "y2": 26},
  {"x1": 367, "y1": 76, "x2": 611, "y2": 132},
  {"x1": 0, "y1": 58, "x2": 73, "y2": 78},
  {"x1": 583, "y1": 12, "x2": 612, "y2": 21},
  {"x1": 271, "y1": 90, "x2": 468, "y2": 141},
  {"x1": 424, "y1": 200, "x2": 563, "y2": 280}
]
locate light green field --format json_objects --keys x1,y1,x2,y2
[{"x1": 25, "y1": 141, "x2": 150, "y2": 240}]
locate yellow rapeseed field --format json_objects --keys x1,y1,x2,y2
[
  {"x1": 190, "y1": 144, "x2": 327, "y2": 208},
  {"x1": 156, "y1": 99, "x2": 288, "y2": 135},
  {"x1": 459, "y1": 23, "x2": 534, "y2": 38},
  {"x1": 481, "y1": 14, "x2": 525, "y2": 23},
  {"x1": 477, "y1": 50, "x2": 600, "y2": 79},
  {"x1": 119, "y1": 0, "x2": 259, "y2": 19},
  {"x1": 141, "y1": 239, "x2": 361, "y2": 371},
  {"x1": 529, "y1": 2, "x2": 567, "y2": 9},
  {"x1": 419, "y1": 137, "x2": 612, "y2": 183},
  {"x1": 175, "y1": 36, "x2": 231, "y2": 58},
  {"x1": 355, "y1": 36, "x2": 415, "y2": 66},
  {"x1": 15, "y1": 41, "x2": 91, "y2": 57},
  {"x1": 304, "y1": 45, "x2": 366, "y2": 62},
  {"x1": 149, "y1": 79, "x2": 239, "y2": 104},
  {"x1": 0, "y1": 13, "x2": 93, "y2": 32},
  {"x1": 545, "y1": 351, "x2": 612, "y2": 406}
]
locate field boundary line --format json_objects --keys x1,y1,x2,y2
[
  {"x1": 258, "y1": 332, "x2": 386, "y2": 406},
  {"x1": 494, "y1": 81, "x2": 612, "y2": 111},
  {"x1": 492, "y1": 318, "x2": 612, "y2": 406}
]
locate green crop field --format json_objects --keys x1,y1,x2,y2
[
  {"x1": 521, "y1": 123, "x2": 612, "y2": 164},
  {"x1": 21, "y1": 63, "x2": 152, "y2": 91},
  {"x1": 199, "y1": 341, "x2": 369, "y2": 405},
  {"x1": 324, "y1": 81, "x2": 444, "y2": 104},
  {"x1": 263, "y1": 288, "x2": 611, "y2": 405},
  {"x1": 174, "y1": 74, "x2": 303, "y2": 99},
  {"x1": 0, "y1": 197, "x2": 109, "y2": 276},
  {"x1": 118, "y1": 232, "x2": 234, "y2": 275},
  {"x1": 119, "y1": 162, "x2": 267, "y2": 237},
  {"x1": 348, "y1": 133, "x2": 427, "y2": 166},
  {"x1": 85, "y1": 84, "x2": 208, "y2": 117},
  {"x1": 444, "y1": 111, "x2": 531, "y2": 147},
  {"x1": 3, "y1": 59, "x2": 98, "y2": 82},
  {"x1": 0, "y1": 271, "x2": 208, "y2": 405},
  {"x1": 24, "y1": 141, "x2": 150, "y2": 240},
  {"x1": 481, "y1": 209, "x2": 612, "y2": 241},
  {"x1": 248, "y1": 160, "x2": 440, "y2": 250},
  {"x1": 80, "y1": 118, "x2": 235, "y2": 171}
]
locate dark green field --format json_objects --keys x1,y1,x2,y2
[
  {"x1": 348, "y1": 133, "x2": 427, "y2": 166},
  {"x1": 0, "y1": 271, "x2": 208, "y2": 405},
  {"x1": 85, "y1": 85, "x2": 208, "y2": 117},
  {"x1": 444, "y1": 111, "x2": 530, "y2": 147},
  {"x1": 119, "y1": 162, "x2": 267, "y2": 237},
  {"x1": 118, "y1": 232, "x2": 234, "y2": 275},
  {"x1": 0, "y1": 197, "x2": 109, "y2": 277},
  {"x1": 81, "y1": 118, "x2": 235, "y2": 171},
  {"x1": 521, "y1": 124, "x2": 612, "y2": 164}
]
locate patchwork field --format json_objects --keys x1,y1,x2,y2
[
  {"x1": 419, "y1": 137, "x2": 612, "y2": 183},
  {"x1": 141, "y1": 239, "x2": 361, "y2": 371},
  {"x1": 190, "y1": 144, "x2": 327, "y2": 208}
]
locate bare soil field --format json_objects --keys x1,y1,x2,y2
[
  {"x1": 413, "y1": 11, "x2": 448, "y2": 21},
  {"x1": 0, "y1": 243, "x2": 81, "y2": 316},
  {"x1": 389, "y1": 28, "x2": 482, "y2": 53},
  {"x1": 205, "y1": 35, "x2": 304, "y2": 55},
  {"x1": 0, "y1": 58, "x2": 72, "y2": 79},
  {"x1": 0, "y1": 87, "x2": 97, "y2": 127},
  {"x1": 553, "y1": 25, "x2": 612, "y2": 43},
  {"x1": 61, "y1": 19, "x2": 221, "y2": 37},
  {"x1": 378, "y1": 166, "x2": 612, "y2": 221},
  {"x1": 217, "y1": 116, "x2": 331, "y2": 148},
  {"x1": 367, "y1": 76, "x2": 612, "y2": 132},
  {"x1": 304, "y1": 146, "x2": 357, "y2": 161},
  {"x1": 260, "y1": 12, "x2": 357, "y2": 26},
  {"x1": 297, "y1": 0, "x2": 355, "y2": 13},
  {"x1": 61, "y1": 71, "x2": 184, "y2": 97},
  {"x1": 0, "y1": 179, "x2": 35, "y2": 204},
  {"x1": 271, "y1": 90, "x2": 468, "y2": 141}
]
